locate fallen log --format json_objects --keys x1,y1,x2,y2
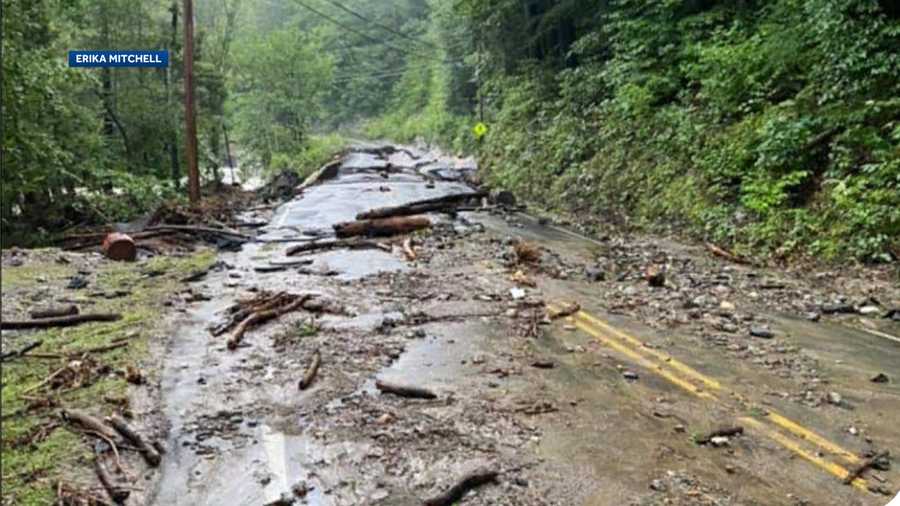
[
  {"x1": 144, "y1": 224, "x2": 252, "y2": 241},
  {"x1": 696, "y1": 426, "x2": 744, "y2": 445},
  {"x1": 30, "y1": 305, "x2": 79, "y2": 319},
  {"x1": 61, "y1": 409, "x2": 119, "y2": 441},
  {"x1": 268, "y1": 258, "x2": 314, "y2": 266},
  {"x1": 107, "y1": 414, "x2": 161, "y2": 467},
  {"x1": 843, "y1": 450, "x2": 890, "y2": 485},
  {"x1": 375, "y1": 379, "x2": 436, "y2": 399},
  {"x1": 95, "y1": 456, "x2": 130, "y2": 503},
  {"x1": 423, "y1": 468, "x2": 498, "y2": 506},
  {"x1": 1, "y1": 313, "x2": 122, "y2": 330},
  {"x1": 227, "y1": 295, "x2": 310, "y2": 350},
  {"x1": 705, "y1": 242, "x2": 750, "y2": 265},
  {"x1": 285, "y1": 238, "x2": 390, "y2": 256},
  {"x1": 0, "y1": 340, "x2": 42, "y2": 362},
  {"x1": 333, "y1": 215, "x2": 430, "y2": 239},
  {"x1": 356, "y1": 191, "x2": 486, "y2": 220},
  {"x1": 298, "y1": 351, "x2": 321, "y2": 390}
]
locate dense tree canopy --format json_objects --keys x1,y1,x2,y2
[{"x1": 2, "y1": 0, "x2": 898, "y2": 260}]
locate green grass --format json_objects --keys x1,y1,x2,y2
[{"x1": 1, "y1": 248, "x2": 215, "y2": 505}]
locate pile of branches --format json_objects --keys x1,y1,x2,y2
[{"x1": 215, "y1": 291, "x2": 311, "y2": 350}]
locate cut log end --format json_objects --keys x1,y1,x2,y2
[{"x1": 102, "y1": 233, "x2": 137, "y2": 262}]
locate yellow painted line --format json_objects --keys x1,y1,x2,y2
[
  {"x1": 740, "y1": 417, "x2": 867, "y2": 491},
  {"x1": 576, "y1": 309, "x2": 863, "y2": 465},
  {"x1": 763, "y1": 411, "x2": 861, "y2": 464},
  {"x1": 569, "y1": 318, "x2": 715, "y2": 399},
  {"x1": 551, "y1": 302, "x2": 869, "y2": 487},
  {"x1": 574, "y1": 310, "x2": 723, "y2": 392}
]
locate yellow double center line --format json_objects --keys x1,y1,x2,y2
[{"x1": 549, "y1": 303, "x2": 869, "y2": 490}]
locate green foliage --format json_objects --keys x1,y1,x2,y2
[
  {"x1": 1, "y1": 249, "x2": 215, "y2": 504},
  {"x1": 469, "y1": 0, "x2": 900, "y2": 262}
]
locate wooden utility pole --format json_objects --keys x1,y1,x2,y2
[{"x1": 183, "y1": 0, "x2": 200, "y2": 205}]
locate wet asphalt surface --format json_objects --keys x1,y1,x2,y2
[{"x1": 146, "y1": 144, "x2": 900, "y2": 506}]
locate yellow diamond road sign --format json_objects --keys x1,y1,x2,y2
[{"x1": 472, "y1": 122, "x2": 488, "y2": 138}]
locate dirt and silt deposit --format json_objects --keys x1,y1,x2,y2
[{"x1": 2, "y1": 144, "x2": 898, "y2": 505}]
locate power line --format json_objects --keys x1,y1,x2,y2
[
  {"x1": 284, "y1": 0, "x2": 436, "y2": 60},
  {"x1": 320, "y1": 0, "x2": 438, "y2": 50},
  {"x1": 330, "y1": 60, "x2": 464, "y2": 83}
]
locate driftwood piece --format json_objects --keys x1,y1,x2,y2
[
  {"x1": 1, "y1": 313, "x2": 121, "y2": 330},
  {"x1": 61, "y1": 409, "x2": 119, "y2": 441},
  {"x1": 298, "y1": 350, "x2": 321, "y2": 390},
  {"x1": 227, "y1": 296, "x2": 310, "y2": 350},
  {"x1": 705, "y1": 242, "x2": 750, "y2": 265},
  {"x1": 268, "y1": 258, "x2": 315, "y2": 267},
  {"x1": 95, "y1": 456, "x2": 130, "y2": 503},
  {"x1": 696, "y1": 426, "x2": 744, "y2": 445},
  {"x1": 107, "y1": 414, "x2": 161, "y2": 467},
  {"x1": 144, "y1": 224, "x2": 252, "y2": 241},
  {"x1": 423, "y1": 468, "x2": 499, "y2": 506},
  {"x1": 0, "y1": 340, "x2": 43, "y2": 361},
  {"x1": 402, "y1": 238, "x2": 417, "y2": 261},
  {"x1": 333, "y1": 215, "x2": 430, "y2": 239},
  {"x1": 30, "y1": 305, "x2": 79, "y2": 319},
  {"x1": 253, "y1": 265, "x2": 288, "y2": 273},
  {"x1": 375, "y1": 379, "x2": 436, "y2": 399},
  {"x1": 843, "y1": 450, "x2": 890, "y2": 484},
  {"x1": 356, "y1": 191, "x2": 486, "y2": 220},
  {"x1": 285, "y1": 238, "x2": 390, "y2": 256}
]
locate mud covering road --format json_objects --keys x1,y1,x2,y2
[{"x1": 147, "y1": 143, "x2": 899, "y2": 506}]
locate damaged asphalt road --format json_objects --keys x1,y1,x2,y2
[{"x1": 147, "y1": 144, "x2": 899, "y2": 506}]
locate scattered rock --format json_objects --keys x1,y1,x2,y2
[
  {"x1": 804, "y1": 312, "x2": 821, "y2": 322},
  {"x1": 858, "y1": 305, "x2": 880, "y2": 315},
  {"x1": 585, "y1": 266, "x2": 605, "y2": 282},
  {"x1": 821, "y1": 303, "x2": 854, "y2": 314},
  {"x1": 490, "y1": 189, "x2": 517, "y2": 207},
  {"x1": 709, "y1": 436, "x2": 730, "y2": 447},
  {"x1": 622, "y1": 370, "x2": 639, "y2": 381},
  {"x1": 510, "y1": 288, "x2": 526, "y2": 300},
  {"x1": 871, "y1": 373, "x2": 889, "y2": 383},
  {"x1": 650, "y1": 479, "x2": 667, "y2": 492},
  {"x1": 826, "y1": 391, "x2": 842, "y2": 406},
  {"x1": 644, "y1": 266, "x2": 665, "y2": 287},
  {"x1": 749, "y1": 326, "x2": 774, "y2": 339}
]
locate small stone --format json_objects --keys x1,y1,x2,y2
[
  {"x1": 724, "y1": 464, "x2": 736, "y2": 474},
  {"x1": 750, "y1": 326, "x2": 774, "y2": 339},
  {"x1": 858, "y1": 305, "x2": 880, "y2": 315},
  {"x1": 827, "y1": 392, "x2": 842, "y2": 406},
  {"x1": 719, "y1": 301, "x2": 736, "y2": 311},
  {"x1": 822, "y1": 303, "x2": 854, "y2": 314},
  {"x1": 585, "y1": 267, "x2": 605, "y2": 282},
  {"x1": 709, "y1": 436, "x2": 730, "y2": 447},
  {"x1": 375, "y1": 413, "x2": 394, "y2": 425},
  {"x1": 804, "y1": 312, "x2": 821, "y2": 322},
  {"x1": 848, "y1": 426, "x2": 859, "y2": 436},
  {"x1": 510, "y1": 288, "x2": 526, "y2": 300},
  {"x1": 871, "y1": 373, "x2": 889, "y2": 383},
  {"x1": 673, "y1": 424, "x2": 686, "y2": 433},
  {"x1": 650, "y1": 479, "x2": 667, "y2": 492},
  {"x1": 622, "y1": 370, "x2": 639, "y2": 381}
]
